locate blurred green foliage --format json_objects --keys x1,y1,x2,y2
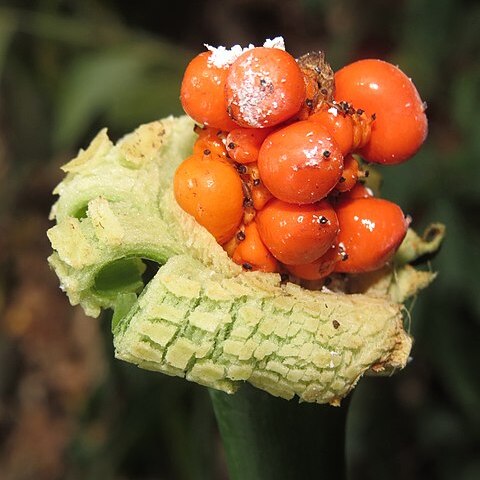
[{"x1": 1, "y1": 0, "x2": 479, "y2": 479}]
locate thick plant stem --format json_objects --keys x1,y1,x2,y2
[{"x1": 210, "y1": 385, "x2": 348, "y2": 480}]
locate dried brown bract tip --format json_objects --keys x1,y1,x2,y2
[{"x1": 296, "y1": 51, "x2": 335, "y2": 117}]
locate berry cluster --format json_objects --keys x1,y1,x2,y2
[{"x1": 174, "y1": 39, "x2": 427, "y2": 281}]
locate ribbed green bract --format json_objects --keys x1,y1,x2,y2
[{"x1": 48, "y1": 116, "x2": 442, "y2": 405}]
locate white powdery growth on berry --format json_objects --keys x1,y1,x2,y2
[
  {"x1": 232, "y1": 53, "x2": 275, "y2": 127},
  {"x1": 205, "y1": 37, "x2": 285, "y2": 68},
  {"x1": 302, "y1": 146, "x2": 320, "y2": 165},
  {"x1": 263, "y1": 37, "x2": 286, "y2": 50}
]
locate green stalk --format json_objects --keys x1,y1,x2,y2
[{"x1": 210, "y1": 386, "x2": 348, "y2": 480}]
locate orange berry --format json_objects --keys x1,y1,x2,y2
[
  {"x1": 309, "y1": 106, "x2": 354, "y2": 155},
  {"x1": 334, "y1": 154, "x2": 359, "y2": 193},
  {"x1": 334, "y1": 59, "x2": 427, "y2": 165},
  {"x1": 173, "y1": 153, "x2": 244, "y2": 244},
  {"x1": 225, "y1": 47, "x2": 305, "y2": 128},
  {"x1": 286, "y1": 244, "x2": 340, "y2": 280},
  {"x1": 256, "y1": 198, "x2": 339, "y2": 265},
  {"x1": 180, "y1": 52, "x2": 237, "y2": 131},
  {"x1": 258, "y1": 120, "x2": 344, "y2": 204},
  {"x1": 334, "y1": 197, "x2": 408, "y2": 273},
  {"x1": 232, "y1": 222, "x2": 278, "y2": 272},
  {"x1": 193, "y1": 127, "x2": 228, "y2": 158},
  {"x1": 226, "y1": 127, "x2": 272, "y2": 164}
]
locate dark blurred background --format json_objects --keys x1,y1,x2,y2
[{"x1": 0, "y1": 1, "x2": 479, "y2": 479}]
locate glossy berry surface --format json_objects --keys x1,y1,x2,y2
[
  {"x1": 309, "y1": 106, "x2": 354, "y2": 155},
  {"x1": 180, "y1": 52, "x2": 237, "y2": 131},
  {"x1": 256, "y1": 198, "x2": 339, "y2": 265},
  {"x1": 334, "y1": 59, "x2": 427, "y2": 165},
  {"x1": 176, "y1": 42, "x2": 428, "y2": 278},
  {"x1": 251, "y1": 180, "x2": 273, "y2": 211},
  {"x1": 226, "y1": 128, "x2": 272, "y2": 164},
  {"x1": 225, "y1": 47, "x2": 305, "y2": 128},
  {"x1": 334, "y1": 154, "x2": 359, "y2": 193},
  {"x1": 173, "y1": 153, "x2": 244, "y2": 244},
  {"x1": 286, "y1": 244, "x2": 340, "y2": 281},
  {"x1": 258, "y1": 120, "x2": 344, "y2": 204},
  {"x1": 193, "y1": 127, "x2": 228, "y2": 158},
  {"x1": 232, "y1": 222, "x2": 278, "y2": 272},
  {"x1": 334, "y1": 197, "x2": 408, "y2": 273}
]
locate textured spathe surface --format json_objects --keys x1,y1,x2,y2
[{"x1": 47, "y1": 115, "x2": 441, "y2": 404}]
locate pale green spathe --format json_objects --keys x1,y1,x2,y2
[{"x1": 48, "y1": 116, "x2": 441, "y2": 405}]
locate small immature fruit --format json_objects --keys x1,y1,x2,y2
[
  {"x1": 193, "y1": 127, "x2": 228, "y2": 158},
  {"x1": 252, "y1": 186, "x2": 272, "y2": 211},
  {"x1": 225, "y1": 47, "x2": 305, "y2": 128},
  {"x1": 286, "y1": 243, "x2": 340, "y2": 281},
  {"x1": 334, "y1": 59, "x2": 427, "y2": 165},
  {"x1": 226, "y1": 127, "x2": 272, "y2": 164},
  {"x1": 256, "y1": 198, "x2": 339, "y2": 265},
  {"x1": 309, "y1": 106, "x2": 355, "y2": 155},
  {"x1": 258, "y1": 120, "x2": 344, "y2": 204},
  {"x1": 173, "y1": 153, "x2": 244, "y2": 244},
  {"x1": 334, "y1": 154, "x2": 359, "y2": 193},
  {"x1": 232, "y1": 222, "x2": 278, "y2": 272},
  {"x1": 181, "y1": 52, "x2": 237, "y2": 131},
  {"x1": 334, "y1": 197, "x2": 408, "y2": 273}
]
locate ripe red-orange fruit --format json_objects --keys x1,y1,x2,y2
[
  {"x1": 286, "y1": 244, "x2": 340, "y2": 280},
  {"x1": 193, "y1": 127, "x2": 228, "y2": 158},
  {"x1": 256, "y1": 198, "x2": 339, "y2": 265},
  {"x1": 225, "y1": 47, "x2": 305, "y2": 128},
  {"x1": 180, "y1": 52, "x2": 237, "y2": 131},
  {"x1": 334, "y1": 197, "x2": 408, "y2": 273},
  {"x1": 334, "y1": 59, "x2": 427, "y2": 165},
  {"x1": 232, "y1": 222, "x2": 278, "y2": 272},
  {"x1": 334, "y1": 154, "x2": 359, "y2": 193},
  {"x1": 174, "y1": 153, "x2": 244, "y2": 244},
  {"x1": 309, "y1": 107, "x2": 354, "y2": 155},
  {"x1": 258, "y1": 120, "x2": 344, "y2": 204},
  {"x1": 226, "y1": 127, "x2": 272, "y2": 164}
]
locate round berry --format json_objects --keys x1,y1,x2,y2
[
  {"x1": 226, "y1": 127, "x2": 272, "y2": 164},
  {"x1": 232, "y1": 222, "x2": 278, "y2": 272},
  {"x1": 334, "y1": 59, "x2": 427, "y2": 165},
  {"x1": 339, "y1": 183, "x2": 373, "y2": 202},
  {"x1": 174, "y1": 153, "x2": 244, "y2": 244},
  {"x1": 193, "y1": 127, "x2": 228, "y2": 158},
  {"x1": 180, "y1": 52, "x2": 237, "y2": 131},
  {"x1": 309, "y1": 106, "x2": 354, "y2": 155},
  {"x1": 334, "y1": 154, "x2": 359, "y2": 193},
  {"x1": 286, "y1": 244, "x2": 340, "y2": 281},
  {"x1": 258, "y1": 120, "x2": 344, "y2": 204},
  {"x1": 334, "y1": 197, "x2": 408, "y2": 273},
  {"x1": 225, "y1": 47, "x2": 305, "y2": 128},
  {"x1": 256, "y1": 198, "x2": 339, "y2": 265}
]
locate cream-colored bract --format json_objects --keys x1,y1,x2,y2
[{"x1": 47, "y1": 116, "x2": 441, "y2": 405}]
